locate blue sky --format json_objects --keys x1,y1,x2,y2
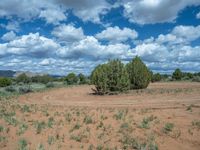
[{"x1": 0, "y1": 0, "x2": 200, "y2": 75}]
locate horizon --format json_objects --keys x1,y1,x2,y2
[{"x1": 0, "y1": 0, "x2": 200, "y2": 75}]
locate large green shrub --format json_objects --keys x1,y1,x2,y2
[
  {"x1": 0, "y1": 77, "x2": 12, "y2": 87},
  {"x1": 91, "y1": 64, "x2": 108, "y2": 94},
  {"x1": 126, "y1": 56, "x2": 151, "y2": 89},
  {"x1": 65, "y1": 73, "x2": 78, "y2": 85},
  {"x1": 172, "y1": 68, "x2": 182, "y2": 80},
  {"x1": 91, "y1": 59, "x2": 130, "y2": 95}
]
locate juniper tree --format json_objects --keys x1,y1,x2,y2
[{"x1": 126, "y1": 56, "x2": 151, "y2": 89}]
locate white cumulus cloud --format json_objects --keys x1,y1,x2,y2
[
  {"x1": 52, "y1": 24, "x2": 85, "y2": 43},
  {"x1": 96, "y1": 26, "x2": 138, "y2": 43},
  {"x1": 120, "y1": 0, "x2": 200, "y2": 24}
]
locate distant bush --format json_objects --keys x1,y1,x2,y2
[
  {"x1": 172, "y1": 68, "x2": 182, "y2": 80},
  {"x1": 31, "y1": 75, "x2": 53, "y2": 84},
  {"x1": 0, "y1": 77, "x2": 12, "y2": 87},
  {"x1": 16, "y1": 73, "x2": 31, "y2": 83},
  {"x1": 151, "y1": 73, "x2": 162, "y2": 82},
  {"x1": 78, "y1": 73, "x2": 87, "y2": 84},
  {"x1": 126, "y1": 56, "x2": 151, "y2": 89},
  {"x1": 19, "y1": 85, "x2": 33, "y2": 94},
  {"x1": 65, "y1": 73, "x2": 78, "y2": 85},
  {"x1": 192, "y1": 76, "x2": 200, "y2": 82},
  {"x1": 45, "y1": 82, "x2": 55, "y2": 88},
  {"x1": 5, "y1": 86, "x2": 16, "y2": 92},
  {"x1": 91, "y1": 59, "x2": 130, "y2": 95}
]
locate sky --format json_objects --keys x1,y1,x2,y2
[{"x1": 0, "y1": 0, "x2": 200, "y2": 75}]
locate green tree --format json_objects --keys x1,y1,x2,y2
[
  {"x1": 126, "y1": 56, "x2": 151, "y2": 89},
  {"x1": 91, "y1": 64, "x2": 109, "y2": 95},
  {"x1": 151, "y1": 73, "x2": 162, "y2": 82},
  {"x1": 65, "y1": 73, "x2": 78, "y2": 85},
  {"x1": 91, "y1": 59, "x2": 130, "y2": 94},
  {"x1": 172, "y1": 68, "x2": 182, "y2": 80},
  {"x1": 78, "y1": 73, "x2": 87, "y2": 84},
  {"x1": 106, "y1": 59, "x2": 130, "y2": 93},
  {"x1": 0, "y1": 77, "x2": 12, "y2": 87}
]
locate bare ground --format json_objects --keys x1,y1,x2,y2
[{"x1": 0, "y1": 82, "x2": 200, "y2": 150}]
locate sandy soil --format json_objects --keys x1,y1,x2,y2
[
  {"x1": 0, "y1": 82, "x2": 200, "y2": 150},
  {"x1": 19, "y1": 82, "x2": 200, "y2": 109}
]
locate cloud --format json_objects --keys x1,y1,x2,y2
[
  {"x1": 196, "y1": 12, "x2": 200, "y2": 19},
  {"x1": 0, "y1": 0, "x2": 112, "y2": 24},
  {"x1": 56, "y1": 36, "x2": 131, "y2": 60},
  {"x1": 52, "y1": 24, "x2": 85, "y2": 43},
  {"x1": 0, "y1": 32, "x2": 59, "y2": 57},
  {"x1": 0, "y1": 21, "x2": 20, "y2": 32},
  {"x1": 1, "y1": 31, "x2": 17, "y2": 41},
  {"x1": 39, "y1": 9, "x2": 67, "y2": 25},
  {"x1": 134, "y1": 43, "x2": 169, "y2": 62},
  {"x1": 155, "y1": 25, "x2": 200, "y2": 45},
  {"x1": 0, "y1": 44, "x2": 7, "y2": 56},
  {"x1": 0, "y1": 0, "x2": 67, "y2": 24},
  {"x1": 39, "y1": 58, "x2": 52, "y2": 66},
  {"x1": 120, "y1": 0, "x2": 200, "y2": 24},
  {"x1": 96, "y1": 26, "x2": 138, "y2": 43},
  {"x1": 56, "y1": 0, "x2": 111, "y2": 23},
  {"x1": 132, "y1": 25, "x2": 200, "y2": 68}
]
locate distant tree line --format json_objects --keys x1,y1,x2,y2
[{"x1": 0, "y1": 59, "x2": 200, "y2": 90}]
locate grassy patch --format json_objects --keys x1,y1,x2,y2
[{"x1": 162, "y1": 123, "x2": 174, "y2": 134}]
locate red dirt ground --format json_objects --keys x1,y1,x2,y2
[{"x1": 0, "y1": 82, "x2": 200, "y2": 150}]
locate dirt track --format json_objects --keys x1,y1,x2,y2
[{"x1": 19, "y1": 82, "x2": 200, "y2": 109}]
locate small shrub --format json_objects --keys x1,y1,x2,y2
[
  {"x1": 19, "y1": 85, "x2": 33, "y2": 94},
  {"x1": 192, "y1": 120, "x2": 200, "y2": 130},
  {"x1": 162, "y1": 123, "x2": 174, "y2": 134},
  {"x1": 192, "y1": 76, "x2": 200, "y2": 82},
  {"x1": 5, "y1": 85, "x2": 16, "y2": 92},
  {"x1": 21, "y1": 105, "x2": 31, "y2": 113},
  {"x1": 34, "y1": 121, "x2": 46, "y2": 134},
  {"x1": 48, "y1": 136, "x2": 55, "y2": 145},
  {"x1": 70, "y1": 122, "x2": 81, "y2": 132},
  {"x1": 17, "y1": 123, "x2": 28, "y2": 136},
  {"x1": 45, "y1": 82, "x2": 54, "y2": 88},
  {"x1": 47, "y1": 117, "x2": 54, "y2": 128},
  {"x1": 37, "y1": 144, "x2": 45, "y2": 150},
  {"x1": 65, "y1": 113, "x2": 72, "y2": 123},
  {"x1": 4, "y1": 116, "x2": 18, "y2": 126},
  {"x1": 70, "y1": 132, "x2": 88, "y2": 142},
  {"x1": 139, "y1": 115, "x2": 155, "y2": 129},
  {"x1": 113, "y1": 109, "x2": 128, "y2": 120},
  {"x1": 83, "y1": 115, "x2": 93, "y2": 124},
  {"x1": 18, "y1": 139, "x2": 28, "y2": 150},
  {"x1": 186, "y1": 104, "x2": 194, "y2": 112}
]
